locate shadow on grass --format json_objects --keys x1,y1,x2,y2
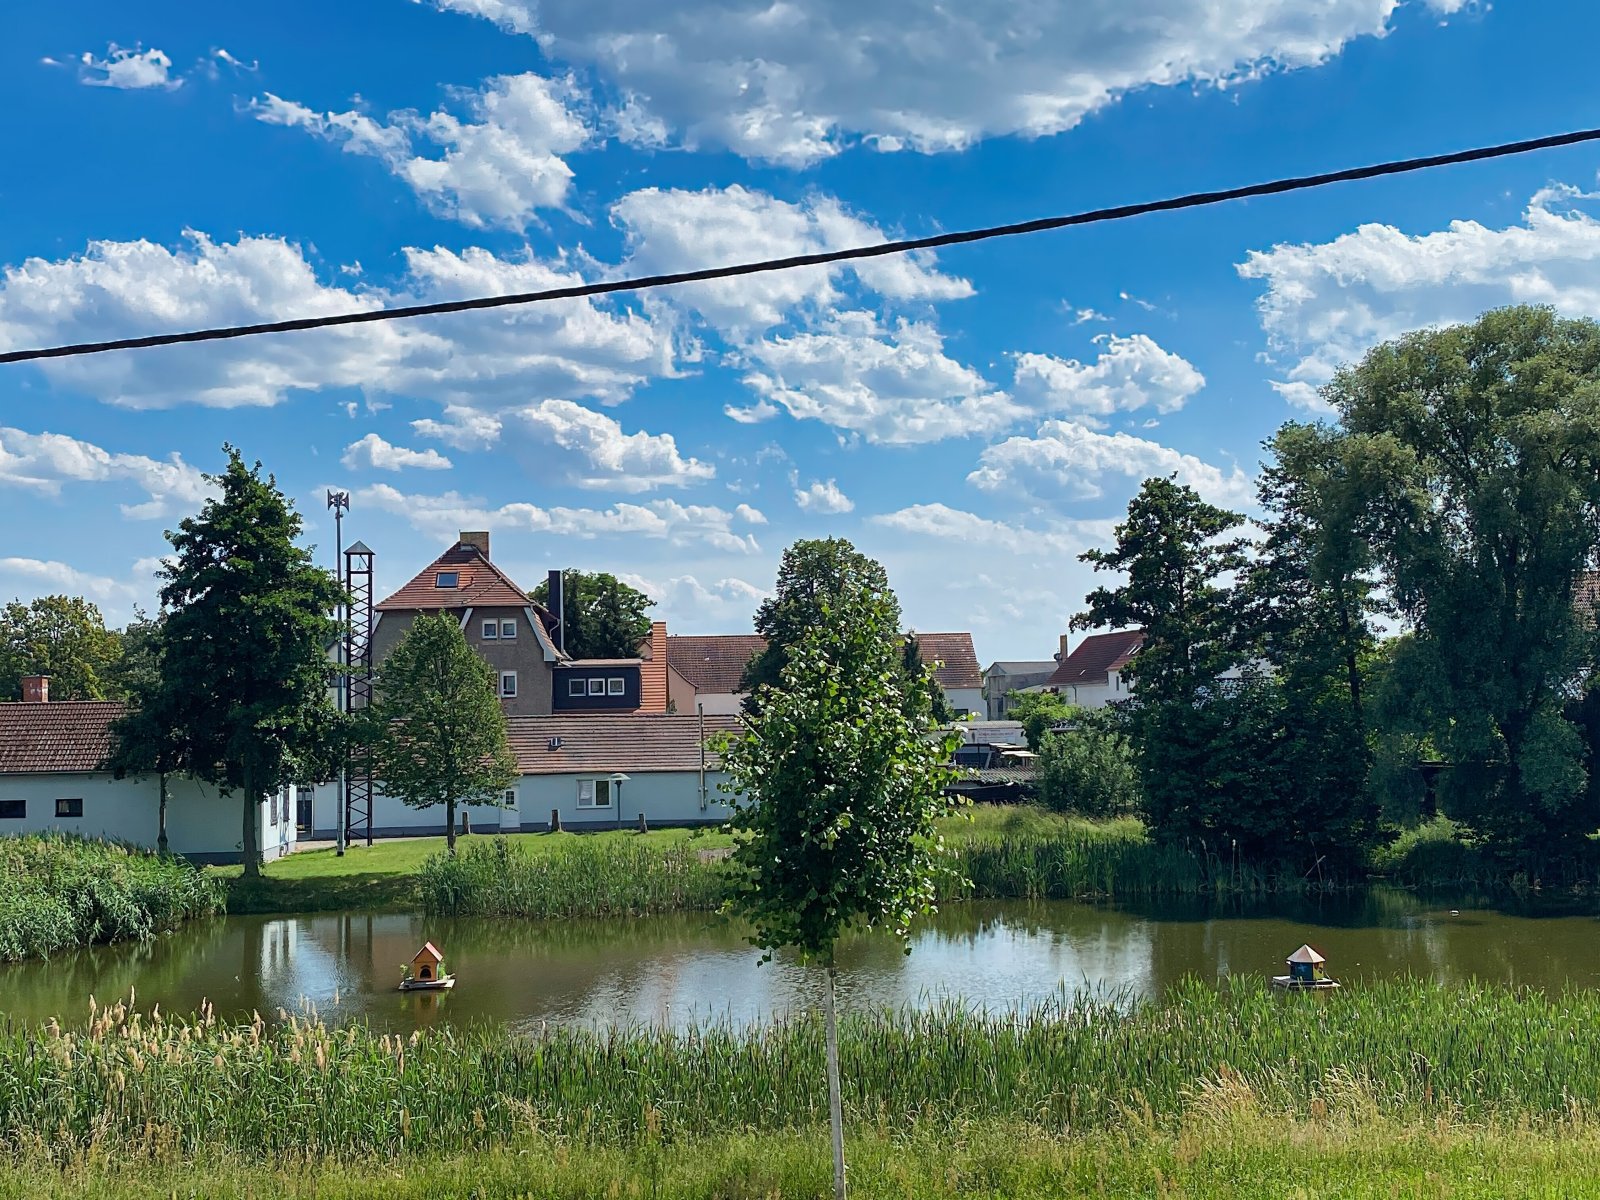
[{"x1": 225, "y1": 872, "x2": 418, "y2": 915}]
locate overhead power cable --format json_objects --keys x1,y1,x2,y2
[{"x1": 4, "y1": 125, "x2": 1600, "y2": 367}]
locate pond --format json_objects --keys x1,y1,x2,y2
[{"x1": 4, "y1": 890, "x2": 1599, "y2": 1033}]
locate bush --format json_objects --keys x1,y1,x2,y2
[{"x1": 1036, "y1": 711, "x2": 1141, "y2": 818}]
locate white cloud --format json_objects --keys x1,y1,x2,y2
[
  {"x1": 254, "y1": 72, "x2": 588, "y2": 228},
  {"x1": 0, "y1": 559, "x2": 146, "y2": 617},
  {"x1": 412, "y1": 406, "x2": 503, "y2": 449},
  {"x1": 968, "y1": 420, "x2": 1256, "y2": 509},
  {"x1": 794, "y1": 478, "x2": 854, "y2": 514},
  {"x1": 341, "y1": 433, "x2": 453, "y2": 472},
  {"x1": 736, "y1": 313, "x2": 1019, "y2": 444},
  {"x1": 1238, "y1": 184, "x2": 1600, "y2": 412},
  {"x1": 612, "y1": 185, "x2": 971, "y2": 335},
  {"x1": 0, "y1": 233, "x2": 675, "y2": 411},
  {"x1": 1011, "y1": 334, "x2": 1205, "y2": 427},
  {"x1": 358, "y1": 484, "x2": 759, "y2": 553},
  {"x1": 513, "y1": 399, "x2": 714, "y2": 491},
  {"x1": 433, "y1": 0, "x2": 1425, "y2": 165},
  {"x1": 734, "y1": 503, "x2": 767, "y2": 525},
  {"x1": 79, "y1": 44, "x2": 179, "y2": 90},
  {"x1": 870, "y1": 502, "x2": 1104, "y2": 557},
  {"x1": 617, "y1": 571, "x2": 769, "y2": 630},
  {"x1": 0, "y1": 427, "x2": 210, "y2": 518}
]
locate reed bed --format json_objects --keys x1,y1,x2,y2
[
  {"x1": 0, "y1": 834, "x2": 223, "y2": 962},
  {"x1": 417, "y1": 837, "x2": 727, "y2": 918},
  {"x1": 7, "y1": 979, "x2": 1600, "y2": 1162}
]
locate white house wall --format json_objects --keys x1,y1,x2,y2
[
  {"x1": 688, "y1": 692, "x2": 744, "y2": 716},
  {"x1": 943, "y1": 687, "x2": 985, "y2": 718},
  {"x1": 0, "y1": 773, "x2": 295, "y2": 863}
]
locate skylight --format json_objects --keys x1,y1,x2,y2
[{"x1": 436, "y1": 571, "x2": 459, "y2": 588}]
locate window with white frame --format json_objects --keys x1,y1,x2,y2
[
  {"x1": 588, "y1": 678, "x2": 606, "y2": 695},
  {"x1": 500, "y1": 671, "x2": 518, "y2": 698},
  {"x1": 482, "y1": 620, "x2": 498, "y2": 640},
  {"x1": 607, "y1": 678, "x2": 625, "y2": 696},
  {"x1": 568, "y1": 678, "x2": 586, "y2": 697},
  {"x1": 500, "y1": 619, "x2": 516, "y2": 639},
  {"x1": 503, "y1": 788, "x2": 517, "y2": 806},
  {"x1": 577, "y1": 779, "x2": 613, "y2": 808}
]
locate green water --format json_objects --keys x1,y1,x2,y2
[{"x1": 2, "y1": 890, "x2": 1596, "y2": 1032}]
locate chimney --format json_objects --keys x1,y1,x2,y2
[
  {"x1": 547, "y1": 569, "x2": 565, "y2": 654},
  {"x1": 20, "y1": 675, "x2": 49, "y2": 704},
  {"x1": 458, "y1": 530, "x2": 490, "y2": 559},
  {"x1": 1057, "y1": 634, "x2": 1070, "y2": 662}
]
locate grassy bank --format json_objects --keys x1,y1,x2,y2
[
  {"x1": 0, "y1": 835, "x2": 223, "y2": 962},
  {"x1": 10, "y1": 979, "x2": 1600, "y2": 1160},
  {"x1": 10, "y1": 1119, "x2": 1600, "y2": 1198}
]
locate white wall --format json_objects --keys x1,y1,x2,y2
[
  {"x1": 943, "y1": 687, "x2": 985, "y2": 718},
  {"x1": 0, "y1": 773, "x2": 296, "y2": 863},
  {"x1": 688, "y1": 691, "x2": 744, "y2": 716}
]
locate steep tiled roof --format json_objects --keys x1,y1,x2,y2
[
  {"x1": 1046, "y1": 630, "x2": 1144, "y2": 688},
  {"x1": 666, "y1": 635, "x2": 766, "y2": 695},
  {"x1": 913, "y1": 633, "x2": 982, "y2": 690},
  {"x1": 506, "y1": 713, "x2": 742, "y2": 775},
  {"x1": 376, "y1": 541, "x2": 534, "y2": 613},
  {"x1": 0, "y1": 701, "x2": 123, "y2": 774},
  {"x1": 639, "y1": 622, "x2": 669, "y2": 713}
]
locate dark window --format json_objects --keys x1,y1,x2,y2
[
  {"x1": 588, "y1": 678, "x2": 606, "y2": 695},
  {"x1": 436, "y1": 571, "x2": 459, "y2": 588},
  {"x1": 568, "y1": 678, "x2": 586, "y2": 697},
  {"x1": 500, "y1": 672, "x2": 518, "y2": 698},
  {"x1": 481, "y1": 620, "x2": 498, "y2": 640},
  {"x1": 607, "y1": 678, "x2": 625, "y2": 696},
  {"x1": 500, "y1": 619, "x2": 516, "y2": 639},
  {"x1": 55, "y1": 798, "x2": 83, "y2": 819},
  {"x1": 0, "y1": 800, "x2": 24, "y2": 819}
]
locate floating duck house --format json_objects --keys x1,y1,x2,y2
[
  {"x1": 1286, "y1": 944, "x2": 1327, "y2": 984},
  {"x1": 410, "y1": 942, "x2": 445, "y2": 983}
]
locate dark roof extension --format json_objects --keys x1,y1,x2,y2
[
  {"x1": 1045, "y1": 629, "x2": 1144, "y2": 689},
  {"x1": 0, "y1": 701, "x2": 123, "y2": 774}
]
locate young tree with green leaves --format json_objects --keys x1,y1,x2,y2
[
  {"x1": 530, "y1": 571, "x2": 654, "y2": 660},
  {"x1": 1006, "y1": 690, "x2": 1078, "y2": 752},
  {"x1": 721, "y1": 557, "x2": 962, "y2": 1200},
  {"x1": 1036, "y1": 710, "x2": 1140, "y2": 818},
  {"x1": 154, "y1": 447, "x2": 345, "y2": 878},
  {"x1": 0, "y1": 594, "x2": 124, "y2": 701},
  {"x1": 366, "y1": 611, "x2": 518, "y2": 854}
]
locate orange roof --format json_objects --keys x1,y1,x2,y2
[
  {"x1": 1046, "y1": 630, "x2": 1144, "y2": 689},
  {"x1": 376, "y1": 540, "x2": 535, "y2": 613},
  {"x1": 0, "y1": 701, "x2": 123, "y2": 773},
  {"x1": 639, "y1": 621, "x2": 669, "y2": 713},
  {"x1": 413, "y1": 942, "x2": 444, "y2": 963},
  {"x1": 667, "y1": 635, "x2": 767, "y2": 695},
  {"x1": 507, "y1": 713, "x2": 741, "y2": 774}
]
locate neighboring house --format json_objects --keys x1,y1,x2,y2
[
  {"x1": 0, "y1": 677, "x2": 297, "y2": 864},
  {"x1": 1031, "y1": 630, "x2": 1146, "y2": 709},
  {"x1": 308, "y1": 712, "x2": 740, "y2": 836},
  {"x1": 665, "y1": 631, "x2": 984, "y2": 717},
  {"x1": 946, "y1": 719, "x2": 1036, "y2": 803},
  {"x1": 981, "y1": 660, "x2": 1059, "y2": 719}
]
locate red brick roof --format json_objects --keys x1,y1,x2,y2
[
  {"x1": 507, "y1": 713, "x2": 742, "y2": 775},
  {"x1": 1046, "y1": 630, "x2": 1144, "y2": 689},
  {"x1": 913, "y1": 633, "x2": 982, "y2": 690},
  {"x1": 639, "y1": 621, "x2": 669, "y2": 714},
  {"x1": 0, "y1": 701, "x2": 123, "y2": 774},
  {"x1": 376, "y1": 541, "x2": 535, "y2": 613},
  {"x1": 666, "y1": 635, "x2": 767, "y2": 695}
]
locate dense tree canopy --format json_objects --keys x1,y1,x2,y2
[
  {"x1": 0, "y1": 595, "x2": 123, "y2": 701},
  {"x1": 530, "y1": 571, "x2": 654, "y2": 660}
]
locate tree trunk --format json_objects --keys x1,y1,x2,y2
[
  {"x1": 447, "y1": 797, "x2": 458, "y2": 855},
  {"x1": 241, "y1": 768, "x2": 262, "y2": 880},
  {"x1": 822, "y1": 962, "x2": 847, "y2": 1200},
  {"x1": 157, "y1": 774, "x2": 169, "y2": 856}
]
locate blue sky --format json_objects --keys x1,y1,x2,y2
[{"x1": 4, "y1": 0, "x2": 1600, "y2": 662}]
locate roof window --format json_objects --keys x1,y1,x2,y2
[{"x1": 436, "y1": 571, "x2": 459, "y2": 588}]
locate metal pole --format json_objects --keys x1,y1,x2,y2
[{"x1": 328, "y1": 492, "x2": 348, "y2": 857}]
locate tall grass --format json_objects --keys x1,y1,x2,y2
[
  {"x1": 417, "y1": 837, "x2": 727, "y2": 918},
  {"x1": 0, "y1": 834, "x2": 223, "y2": 962},
  {"x1": 9, "y1": 979, "x2": 1600, "y2": 1161}
]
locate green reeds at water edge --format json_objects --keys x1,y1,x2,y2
[
  {"x1": 9, "y1": 979, "x2": 1600, "y2": 1162},
  {"x1": 0, "y1": 834, "x2": 223, "y2": 962}
]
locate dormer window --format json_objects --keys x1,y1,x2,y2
[{"x1": 436, "y1": 572, "x2": 459, "y2": 589}]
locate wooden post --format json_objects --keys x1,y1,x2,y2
[
  {"x1": 550, "y1": 809, "x2": 562, "y2": 833},
  {"x1": 461, "y1": 811, "x2": 471, "y2": 836},
  {"x1": 637, "y1": 811, "x2": 649, "y2": 834}
]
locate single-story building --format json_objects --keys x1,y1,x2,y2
[
  {"x1": 309, "y1": 712, "x2": 743, "y2": 838},
  {"x1": 0, "y1": 679, "x2": 297, "y2": 864}
]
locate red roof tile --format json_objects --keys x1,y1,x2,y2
[
  {"x1": 0, "y1": 701, "x2": 123, "y2": 774},
  {"x1": 666, "y1": 635, "x2": 767, "y2": 695},
  {"x1": 913, "y1": 633, "x2": 982, "y2": 690},
  {"x1": 507, "y1": 713, "x2": 742, "y2": 775},
  {"x1": 1045, "y1": 630, "x2": 1144, "y2": 688},
  {"x1": 376, "y1": 541, "x2": 535, "y2": 613},
  {"x1": 639, "y1": 621, "x2": 669, "y2": 713}
]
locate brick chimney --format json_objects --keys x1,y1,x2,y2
[
  {"x1": 1057, "y1": 634, "x2": 1070, "y2": 662},
  {"x1": 458, "y1": 530, "x2": 490, "y2": 559},
  {"x1": 20, "y1": 675, "x2": 49, "y2": 704}
]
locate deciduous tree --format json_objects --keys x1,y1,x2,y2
[
  {"x1": 530, "y1": 571, "x2": 654, "y2": 660},
  {"x1": 0, "y1": 595, "x2": 123, "y2": 701}
]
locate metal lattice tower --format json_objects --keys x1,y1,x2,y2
[{"x1": 343, "y1": 542, "x2": 376, "y2": 847}]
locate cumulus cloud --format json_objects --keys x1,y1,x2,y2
[
  {"x1": 0, "y1": 427, "x2": 211, "y2": 518},
  {"x1": 358, "y1": 483, "x2": 759, "y2": 553},
  {"x1": 432, "y1": 0, "x2": 1425, "y2": 165},
  {"x1": 0, "y1": 233, "x2": 675, "y2": 411},
  {"x1": 735, "y1": 313, "x2": 1019, "y2": 444},
  {"x1": 1011, "y1": 334, "x2": 1205, "y2": 426},
  {"x1": 617, "y1": 571, "x2": 769, "y2": 629},
  {"x1": 513, "y1": 399, "x2": 714, "y2": 492},
  {"x1": 612, "y1": 185, "x2": 971, "y2": 335},
  {"x1": 78, "y1": 44, "x2": 179, "y2": 90},
  {"x1": 870, "y1": 502, "x2": 1103, "y2": 557},
  {"x1": 254, "y1": 72, "x2": 588, "y2": 228},
  {"x1": 1238, "y1": 184, "x2": 1600, "y2": 412},
  {"x1": 341, "y1": 433, "x2": 453, "y2": 472},
  {"x1": 968, "y1": 421, "x2": 1256, "y2": 509},
  {"x1": 794, "y1": 478, "x2": 854, "y2": 514},
  {"x1": 0, "y1": 558, "x2": 148, "y2": 618},
  {"x1": 734, "y1": 503, "x2": 767, "y2": 525}
]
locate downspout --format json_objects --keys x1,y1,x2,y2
[{"x1": 698, "y1": 703, "x2": 707, "y2": 810}]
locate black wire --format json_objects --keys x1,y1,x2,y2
[{"x1": 4, "y1": 125, "x2": 1600, "y2": 366}]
